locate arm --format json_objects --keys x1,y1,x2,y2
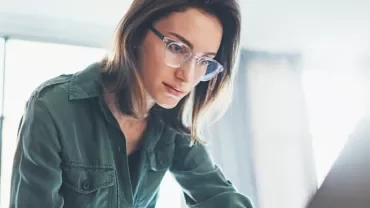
[
  {"x1": 10, "y1": 97, "x2": 64, "y2": 208},
  {"x1": 170, "y1": 135, "x2": 254, "y2": 208}
]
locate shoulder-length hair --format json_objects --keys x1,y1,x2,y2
[{"x1": 100, "y1": 0, "x2": 241, "y2": 143}]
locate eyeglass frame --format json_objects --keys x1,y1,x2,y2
[{"x1": 149, "y1": 25, "x2": 224, "y2": 81}]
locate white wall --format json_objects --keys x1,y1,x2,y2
[
  {"x1": 240, "y1": 0, "x2": 370, "y2": 51},
  {"x1": 0, "y1": 0, "x2": 128, "y2": 48},
  {"x1": 1, "y1": 0, "x2": 370, "y2": 53}
]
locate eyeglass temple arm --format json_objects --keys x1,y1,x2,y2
[{"x1": 149, "y1": 26, "x2": 165, "y2": 40}]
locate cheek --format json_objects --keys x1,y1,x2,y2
[
  {"x1": 192, "y1": 71, "x2": 204, "y2": 85},
  {"x1": 139, "y1": 46, "x2": 165, "y2": 82},
  {"x1": 142, "y1": 60, "x2": 169, "y2": 83}
]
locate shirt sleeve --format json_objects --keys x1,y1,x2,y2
[
  {"x1": 10, "y1": 97, "x2": 64, "y2": 208},
  {"x1": 170, "y1": 134, "x2": 254, "y2": 208}
]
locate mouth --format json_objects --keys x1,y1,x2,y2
[{"x1": 163, "y1": 82, "x2": 186, "y2": 98}]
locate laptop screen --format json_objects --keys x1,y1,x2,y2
[{"x1": 307, "y1": 114, "x2": 370, "y2": 208}]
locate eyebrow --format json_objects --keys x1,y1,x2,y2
[{"x1": 168, "y1": 32, "x2": 217, "y2": 56}]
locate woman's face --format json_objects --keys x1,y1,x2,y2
[{"x1": 138, "y1": 8, "x2": 223, "y2": 109}]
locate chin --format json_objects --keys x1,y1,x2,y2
[
  {"x1": 155, "y1": 96, "x2": 182, "y2": 109},
  {"x1": 156, "y1": 101, "x2": 179, "y2": 109}
]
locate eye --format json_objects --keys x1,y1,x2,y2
[
  {"x1": 168, "y1": 43, "x2": 184, "y2": 54},
  {"x1": 198, "y1": 59, "x2": 209, "y2": 66}
]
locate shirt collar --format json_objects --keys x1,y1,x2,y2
[{"x1": 69, "y1": 62, "x2": 102, "y2": 100}]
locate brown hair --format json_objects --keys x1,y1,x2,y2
[{"x1": 100, "y1": 0, "x2": 241, "y2": 143}]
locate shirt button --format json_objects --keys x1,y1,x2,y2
[{"x1": 82, "y1": 180, "x2": 90, "y2": 190}]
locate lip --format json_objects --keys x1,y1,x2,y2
[{"x1": 163, "y1": 82, "x2": 186, "y2": 98}]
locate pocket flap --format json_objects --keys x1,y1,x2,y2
[{"x1": 61, "y1": 163, "x2": 115, "y2": 194}]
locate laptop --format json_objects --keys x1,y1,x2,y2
[{"x1": 307, "y1": 113, "x2": 370, "y2": 208}]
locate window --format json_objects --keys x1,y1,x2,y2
[
  {"x1": 0, "y1": 38, "x2": 4, "y2": 116},
  {"x1": 0, "y1": 39, "x2": 184, "y2": 207},
  {"x1": 0, "y1": 39, "x2": 107, "y2": 207},
  {"x1": 0, "y1": 38, "x2": 4, "y2": 201}
]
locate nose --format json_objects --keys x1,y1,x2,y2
[{"x1": 175, "y1": 58, "x2": 197, "y2": 83}]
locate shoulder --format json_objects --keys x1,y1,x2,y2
[
  {"x1": 29, "y1": 62, "x2": 102, "y2": 104},
  {"x1": 22, "y1": 74, "x2": 77, "y2": 130},
  {"x1": 25, "y1": 70, "x2": 90, "y2": 122},
  {"x1": 30, "y1": 74, "x2": 73, "y2": 103}
]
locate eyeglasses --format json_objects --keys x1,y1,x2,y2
[{"x1": 150, "y1": 26, "x2": 224, "y2": 82}]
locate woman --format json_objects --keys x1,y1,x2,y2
[{"x1": 10, "y1": 0, "x2": 253, "y2": 207}]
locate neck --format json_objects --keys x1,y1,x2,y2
[{"x1": 103, "y1": 91, "x2": 154, "y2": 121}]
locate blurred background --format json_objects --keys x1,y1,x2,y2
[{"x1": 0, "y1": 0, "x2": 369, "y2": 207}]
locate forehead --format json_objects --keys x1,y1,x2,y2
[{"x1": 155, "y1": 8, "x2": 223, "y2": 53}]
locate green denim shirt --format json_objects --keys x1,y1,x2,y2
[{"x1": 10, "y1": 63, "x2": 253, "y2": 208}]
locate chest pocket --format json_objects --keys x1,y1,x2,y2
[
  {"x1": 135, "y1": 143, "x2": 175, "y2": 207},
  {"x1": 61, "y1": 163, "x2": 115, "y2": 208}
]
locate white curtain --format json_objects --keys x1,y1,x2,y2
[
  {"x1": 204, "y1": 50, "x2": 259, "y2": 206},
  {"x1": 206, "y1": 49, "x2": 318, "y2": 208},
  {"x1": 245, "y1": 51, "x2": 317, "y2": 208}
]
